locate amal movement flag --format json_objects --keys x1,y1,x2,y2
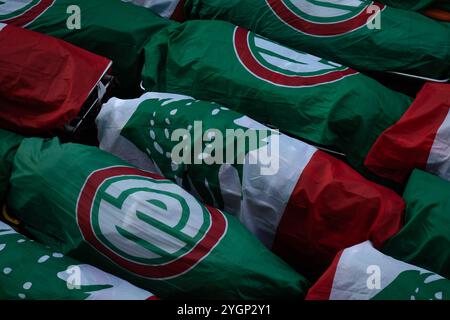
[
  {"x1": 179, "y1": 0, "x2": 450, "y2": 80},
  {"x1": 0, "y1": 0, "x2": 171, "y2": 96},
  {"x1": 382, "y1": 170, "x2": 450, "y2": 279},
  {"x1": 365, "y1": 83, "x2": 450, "y2": 184},
  {"x1": 0, "y1": 220, "x2": 156, "y2": 300},
  {"x1": 0, "y1": 23, "x2": 111, "y2": 135},
  {"x1": 141, "y1": 20, "x2": 413, "y2": 171},
  {"x1": 2, "y1": 132, "x2": 308, "y2": 299},
  {"x1": 96, "y1": 92, "x2": 405, "y2": 279},
  {"x1": 306, "y1": 241, "x2": 450, "y2": 300}
]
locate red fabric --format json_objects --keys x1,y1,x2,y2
[
  {"x1": 170, "y1": 0, "x2": 186, "y2": 22},
  {"x1": 423, "y1": 8, "x2": 450, "y2": 22},
  {"x1": 365, "y1": 82, "x2": 450, "y2": 184},
  {"x1": 272, "y1": 151, "x2": 404, "y2": 279},
  {"x1": 0, "y1": 24, "x2": 111, "y2": 134},
  {"x1": 306, "y1": 250, "x2": 343, "y2": 300}
]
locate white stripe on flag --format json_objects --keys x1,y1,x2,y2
[
  {"x1": 427, "y1": 109, "x2": 450, "y2": 181},
  {"x1": 122, "y1": 0, "x2": 181, "y2": 18},
  {"x1": 238, "y1": 133, "x2": 316, "y2": 248},
  {"x1": 0, "y1": 23, "x2": 7, "y2": 31},
  {"x1": 329, "y1": 241, "x2": 438, "y2": 300},
  {"x1": 96, "y1": 93, "x2": 162, "y2": 174}
]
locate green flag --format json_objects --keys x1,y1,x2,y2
[
  {"x1": 183, "y1": 0, "x2": 450, "y2": 80},
  {"x1": 5, "y1": 136, "x2": 308, "y2": 299},
  {"x1": 382, "y1": 170, "x2": 450, "y2": 279},
  {"x1": 141, "y1": 20, "x2": 412, "y2": 171},
  {"x1": 0, "y1": 129, "x2": 23, "y2": 204}
]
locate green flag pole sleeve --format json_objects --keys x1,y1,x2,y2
[
  {"x1": 0, "y1": 0, "x2": 173, "y2": 97},
  {"x1": 0, "y1": 220, "x2": 156, "y2": 300},
  {"x1": 183, "y1": 0, "x2": 450, "y2": 80},
  {"x1": 5, "y1": 136, "x2": 309, "y2": 299},
  {"x1": 382, "y1": 170, "x2": 450, "y2": 279},
  {"x1": 141, "y1": 20, "x2": 413, "y2": 171}
]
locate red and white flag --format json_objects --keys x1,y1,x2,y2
[
  {"x1": 365, "y1": 82, "x2": 450, "y2": 184},
  {"x1": 307, "y1": 241, "x2": 450, "y2": 300}
]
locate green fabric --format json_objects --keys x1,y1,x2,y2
[
  {"x1": 0, "y1": 129, "x2": 23, "y2": 204},
  {"x1": 6, "y1": 137, "x2": 308, "y2": 299},
  {"x1": 372, "y1": 270, "x2": 450, "y2": 300},
  {"x1": 142, "y1": 20, "x2": 412, "y2": 171},
  {"x1": 382, "y1": 170, "x2": 450, "y2": 279},
  {"x1": 184, "y1": 0, "x2": 450, "y2": 80},
  {"x1": 121, "y1": 96, "x2": 270, "y2": 210},
  {"x1": 4, "y1": 0, "x2": 173, "y2": 97},
  {"x1": 379, "y1": 0, "x2": 435, "y2": 10},
  {"x1": 0, "y1": 221, "x2": 142, "y2": 300}
]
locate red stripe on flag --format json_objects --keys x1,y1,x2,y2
[
  {"x1": 170, "y1": 0, "x2": 186, "y2": 22},
  {"x1": 234, "y1": 27, "x2": 357, "y2": 87},
  {"x1": 272, "y1": 151, "x2": 404, "y2": 279},
  {"x1": 306, "y1": 250, "x2": 343, "y2": 300},
  {"x1": 365, "y1": 82, "x2": 450, "y2": 184},
  {"x1": 266, "y1": 0, "x2": 385, "y2": 36}
]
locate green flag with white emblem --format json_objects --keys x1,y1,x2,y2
[
  {"x1": 4, "y1": 135, "x2": 308, "y2": 299},
  {"x1": 141, "y1": 20, "x2": 413, "y2": 171},
  {"x1": 183, "y1": 0, "x2": 450, "y2": 80}
]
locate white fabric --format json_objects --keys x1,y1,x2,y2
[
  {"x1": 121, "y1": 0, "x2": 181, "y2": 18},
  {"x1": 56, "y1": 264, "x2": 152, "y2": 300},
  {"x1": 97, "y1": 92, "x2": 317, "y2": 248},
  {"x1": 0, "y1": 0, "x2": 34, "y2": 15},
  {"x1": 97, "y1": 93, "x2": 161, "y2": 174},
  {"x1": 289, "y1": 0, "x2": 365, "y2": 18},
  {"x1": 427, "y1": 109, "x2": 450, "y2": 181},
  {"x1": 330, "y1": 241, "x2": 445, "y2": 300}
]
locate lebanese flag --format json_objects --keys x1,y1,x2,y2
[
  {"x1": 0, "y1": 23, "x2": 112, "y2": 135},
  {"x1": 98, "y1": 92, "x2": 404, "y2": 279},
  {"x1": 365, "y1": 82, "x2": 450, "y2": 184},
  {"x1": 0, "y1": 220, "x2": 157, "y2": 300},
  {"x1": 307, "y1": 241, "x2": 450, "y2": 300},
  {"x1": 125, "y1": 0, "x2": 186, "y2": 21}
]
